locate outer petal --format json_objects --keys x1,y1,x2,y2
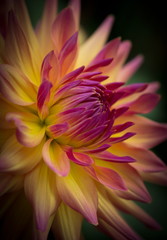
[
  {"x1": 0, "y1": 173, "x2": 23, "y2": 196},
  {"x1": 5, "y1": 11, "x2": 40, "y2": 85},
  {"x1": 56, "y1": 163, "x2": 98, "y2": 225},
  {"x1": 42, "y1": 139, "x2": 70, "y2": 176},
  {"x1": 141, "y1": 170, "x2": 167, "y2": 185},
  {"x1": 97, "y1": 186, "x2": 141, "y2": 240},
  {"x1": 76, "y1": 16, "x2": 114, "y2": 67},
  {"x1": 36, "y1": 0, "x2": 57, "y2": 57},
  {"x1": 52, "y1": 7, "x2": 76, "y2": 53},
  {"x1": 52, "y1": 203, "x2": 83, "y2": 240},
  {"x1": 121, "y1": 115, "x2": 167, "y2": 148},
  {"x1": 6, "y1": 112, "x2": 45, "y2": 147},
  {"x1": 0, "y1": 64, "x2": 36, "y2": 106},
  {"x1": 24, "y1": 162, "x2": 60, "y2": 231},
  {"x1": 0, "y1": 135, "x2": 43, "y2": 174},
  {"x1": 110, "y1": 142, "x2": 166, "y2": 172}
]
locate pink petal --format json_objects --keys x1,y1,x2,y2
[
  {"x1": 56, "y1": 164, "x2": 98, "y2": 225},
  {"x1": 76, "y1": 15, "x2": 114, "y2": 67},
  {"x1": 47, "y1": 122, "x2": 69, "y2": 138},
  {"x1": 61, "y1": 65, "x2": 85, "y2": 84},
  {"x1": 52, "y1": 7, "x2": 76, "y2": 53},
  {"x1": 42, "y1": 139, "x2": 70, "y2": 176},
  {"x1": 66, "y1": 148, "x2": 94, "y2": 166},
  {"x1": 69, "y1": 0, "x2": 80, "y2": 28},
  {"x1": 141, "y1": 170, "x2": 167, "y2": 185},
  {"x1": 24, "y1": 163, "x2": 60, "y2": 231},
  {"x1": 116, "y1": 55, "x2": 144, "y2": 82},
  {"x1": 37, "y1": 80, "x2": 52, "y2": 113}
]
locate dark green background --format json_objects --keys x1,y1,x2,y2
[{"x1": 26, "y1": 0, "x2": 167, "y2": 239}]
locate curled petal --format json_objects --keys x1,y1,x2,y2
[
  {"x1": 24, "y1": 162, "x2": 60, "y2": 231},
  {"x1": 42, "y1": 139, "x2": 70, "y2": 176},
  {"x1": 56, "y1": 164, "x2": 98, "y2": 225},
  {"x1": 6, "y1": 112, "x2": 45, "y2": 147},
  {"x1": 66, "y1": 148, "x2": 94, "y2": 166}
]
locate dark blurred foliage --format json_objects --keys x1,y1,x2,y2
[{"x1": 26, "y1": 0, "x2": 167, "y2": 239}]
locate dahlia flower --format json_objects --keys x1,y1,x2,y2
[{"x1": 0, "y1": 0, "x2": 167, "y2": 239}]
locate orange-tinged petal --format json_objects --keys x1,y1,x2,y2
[
  {"x1": 76, "y1": 15, "x2": 114, "y2": 67},
  {"x1": 116, "y1": 55, "x2": 144, "y2": 82},
  {"x1": 0, "y1": 135, "x2": 43, "y2": 174},
  {"x1": 43, "y1": 139, "x2": 70, "y2": 176},
  {"x1": 5, "y1": 11, "x2": 40, "y2": 85},
  {"x1": 121, "y1": 115, "x2": 167, "y2": 148},
  {"x1": 0, "y1": 64, "x2": 36, "y2": 106},
  {"x1": 52, "y1": 203, "x2": 83, "y2": 240},
  {"x1": 56, "y1": 164, "x2": 98, "y2": 225},
  {"x1": 141, "y1": 170, "x2": 167, "y2": 185},
  {"x1": 24, "y1": 162, "x2": 60, "y2": 231},
  {"x1": 36, "y1": 0, "x2": 57, "y2": 57},
  {"x1": 70, "y1": 0, "x2": 80, "y2": 28},
  {"x1": 107, "y1": 190, "x2": 161, "y2": 229},
  {"x1": 52, "y1": 7, "x2": 76, "y2": 54},
  {"x1": 97, "y1": 187, "x2": 141, "y2": 240},
  {"x1": 110, "y1": 142, "x2": 166, "y2": 172},
  {"x1": 6, "y1": 112, "x2": 45, "y2": 147}
]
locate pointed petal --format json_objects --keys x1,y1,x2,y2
[
  {"x1": 5, "y1": 11, "x2": 40, "y2": 85},
  {"x1": 97, "y1": 187, "x2": 141, "y2": 240},
  {"x1": 142, "y1": 170, "x2": 167, "y2": 185},
  {"x1": 0, "y1": 64, "x2": 36, "y2": 105},
  {"x1": 36, "y1": 0, "x2": 57, "y2": 57},
  {"x1": 66, "y1": 148, "x2": 94, "y2": 166},
  {"x1": 116, "y1": 55, "x2": 144, "y2": 82},
  {"x1": 24, "y1": 162, "x2": 60, "y2": 231},
  {"x1": 6, "y1": 112, "x2": 45, "y2": 147},
  {"x1": 52, "y1": 7, "x2": 76, "y2": 53},
  {"x1": 69, "y1": 0, "x2": 80, "y2": 28},
  {"x1": 52, "y1": 203, "x2": 83, "y2": 240},
  {"x1": 42, "y1": 139, "x2": 70, "y2": 176},
  {"x1": 0, "y1": 135, "x2": 43, "y2": 174},
  {"x1": 123, "y1": 115, "x2": 167, "y2": 148},
  {"x1": 56, "y1": 164, "x2": 98, "y2": 225},
  {"x1": 76, "y1": 16, "x2": 114, "y2": 67}
]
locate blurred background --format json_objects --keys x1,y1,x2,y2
[{"x1": 26, "y1": 0, "x2": 167, "y2": 239}]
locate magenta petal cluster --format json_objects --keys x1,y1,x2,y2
[{"x1": 0, "y1": 0, "x2": 167, "y2": 239}]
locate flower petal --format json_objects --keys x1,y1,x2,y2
[
  {"x1": 0, "y1": 64, "x2": 36, "y2": 106},
  {"x1": 56, "y1": 164, "x2": 98, "y2": 225},
  {"x1": 42, "y1": 139, "x2": 70, "y2": 176},
  {"x1": 6, "y1": 112, "x2": 45, "y2": 147},
  {"x1": 0, "y1": 135, "x2": 43, "y2": 174},
  {"x1": 0, "y1": 173, "x2": 23, "y2": 196},
  {"x1": 52, "y1": 7, "x2": 76, "y2": 53},
  {"x1": 5, "y1": 11, "x2": 40, "y2": 85},
  {"x1": 97, "y1": 187, "x2": 141, "y2": 240},
  {"x1": 76, "y1": 15, "x2": 114, "y2": 67},
  {"x1": 66, "y1": 148, "x2": 94, "y2": 166},
  {"x1": 52, "y1": 203, "x2": 83, "y2": 240},
  {"x1": 116, "y1": 55, "x2": 144, "y2": 82},
  {"x1": 36, "y1": 0, "x2": 57, "y2": 57},
  {"x1": 24, "y1": 162, "x2": 60, "y2": 231}
]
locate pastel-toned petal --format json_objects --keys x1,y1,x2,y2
[
  {"x1": 6, "y1": 112, "x2": 45, "y2": 147},
  {"x1": 52, "y1": 7, "x2": 76, "y2": 53},
  {"x1": 141, "y1": 170, "x2": 167, "y2": 185},
  {"x1": 107, "y1": 190, "x2": 161, "y2": 230},
  {"x1": 0, "y1": 135, "x2": 43, "y2": 174},
  {"x1": 122, "y1": 115, "x2": 167, "y2": 148},
  {"x1": 42, "y1": 139, "x2": 70, "y2": 176},
  {"x1": 0, "y1": 173, "x2": 23, "y2": 196},
  {"x1": 36, "y1": 0, "x2": 57, "y2": 57},
  {"x1": 85, "y1": 165, "x2": 127, "y2": 191},
  {"x1": 66, "y1": 148, "x2": 94, "y2": 166},
  {"x1": 52, "y1": 203, "x2": 83, "y2": 240},
  {"x1": 76, "y1": 16, "x2": 114, "y2": 67},
  {"x1": 58, "y1": 32, "x2": 78, "y2": 76},
  {"x1": 104, "y1": 41, "x2": 132, "y2": 84},
  {"x1": 70, "y1": 0, "x2": 80, "y2": 28},
  {"x1": 0, "y1": 64, "x2": 36, "y2": 106},
  {"x1": 97, "y1": 160, "x2": 151, "y2": 202},
  {"x1": 24, "y1": 162, "x2": 60, "y2": 231},
  {"x1": 116, "y1": 55, "x2": 144, "y2": 82},
  {"x1": 56, "y1": 163, "x2": 98, "y2": 225},
  {"x1": 110, "y1": 142, "x2": 166, "y2": 172},
  {"x1": 97, "y1": 187, "x2": 141, "y2": 240},
  {"x1": 122, "y1": 93, "x2": 160, "y2": 114},
  {"x1": 5, "y1": 11, "x2": 40, "y2": 85}
]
